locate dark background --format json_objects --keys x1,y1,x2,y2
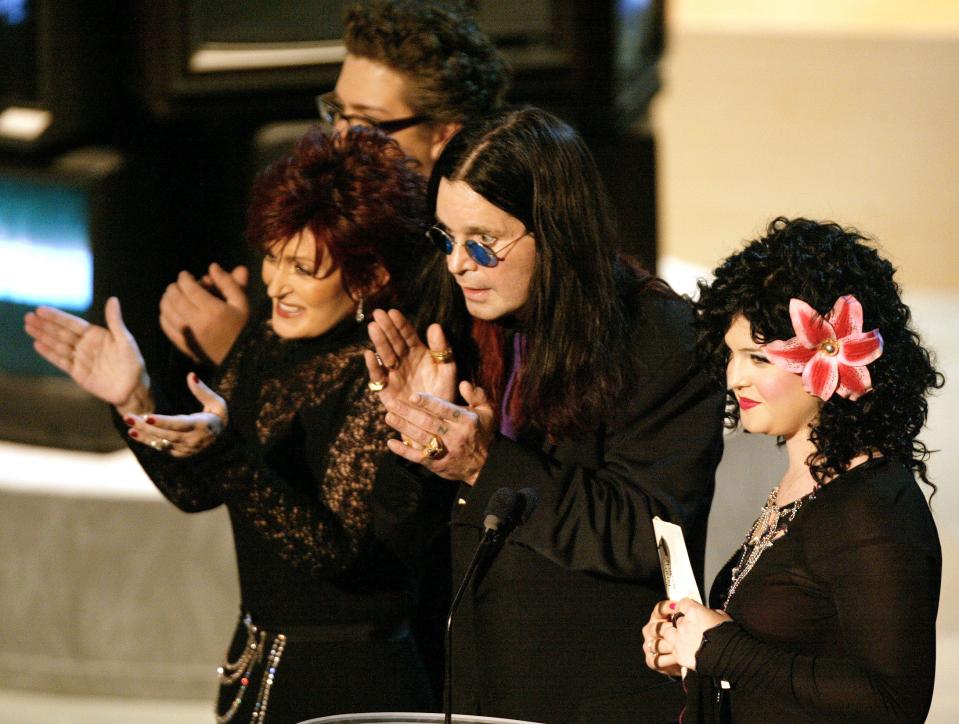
[{"x1": 0, "y1": 0, "x2": 663, "y2": 450}]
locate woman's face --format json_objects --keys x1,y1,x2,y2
[
  {"x1": 724, "y1": 315, "x2": 822, "y2": 440},
  {"x1": 435, "y1": 178, "x2": 537, "y2": 321},
  {"x1": 261, "y1": 228, "x2": 355, "y2": 339}
]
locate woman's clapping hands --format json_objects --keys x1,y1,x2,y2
[
  {"x1": 123, "y1": 373, "x2": 227, "y2": 458},
  {"x1": 24, "y1": 297, "x2": 152, "y2": 416}
]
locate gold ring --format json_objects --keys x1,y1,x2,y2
[
  {"x1": 401, "y1": 435, "x2": 414, "y2": 448},
  {"x1": 159, "y1": 438, "x2": 172, "y2": 451},
  {"x1": 429, "y1": 348, "x2": 454, "y2": 364},
  {"x1": 367, "y1": 380, "x2": 386, "y2": 392},
  {"x1": 386, "y1": 357, "x2": 400, "y2": 370},
  {"x1": 422, "y1": 435, "x2": 447, "y2": 460}
]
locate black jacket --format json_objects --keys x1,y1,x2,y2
[{"x1": 442, "y1": 289, "x2": 725, "y2": 724}]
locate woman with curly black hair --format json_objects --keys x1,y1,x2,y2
[{"x1": 642, "y1": 217, "x2": 943, "y2": 723}]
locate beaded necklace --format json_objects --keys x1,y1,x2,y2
[
  {"x1": 722, "y1": 485, "x2": 816, "y2": 610},
  {"x1": 215, "y1": 613, "x2": 288, "y2": 724}
]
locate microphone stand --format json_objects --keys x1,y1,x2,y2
[
  {"x1": 444, "y1": 525, "x2": 503, "y2": 724},
  {"x1": 443, "y1": 487, "x2": 537, "y2": 724}
]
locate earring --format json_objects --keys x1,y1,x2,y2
[{"x1": 354, "y1": 296, "x2": 365, "y2": 323}]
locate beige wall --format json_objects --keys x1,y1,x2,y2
[{"x1": 654, "y1": 2, "x2": 959, "y2": 291}]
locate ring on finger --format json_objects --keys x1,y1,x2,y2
[
  {"x1": 374, "y1": 352, "x2": 385, "y2": 368},
  {"x1": 422, "y1": 434, "x2": 447, "y2": 460},
  {"x1": 158, "y1": 438, "x2": 172, "y2": 451},
  {"x1": 647, "y1": 638, "x2": 656, "y2": 655},
  {"x1": 368, "y1": 379, "x2": 386, "y2": 392},
  {"x1": 429, "y1": 348, "x2": 454, "y2": 364},
  {"x1": 671, "y1": 611, "x2": 685, "y2": 628}
]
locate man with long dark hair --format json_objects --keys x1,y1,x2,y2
[{"x1": 367, "y1": 107, "x2": 724, "y2": 724}]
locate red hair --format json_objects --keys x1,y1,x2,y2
[{"x1": 246, "y1": 126, "x2": 428, "y2": 307}]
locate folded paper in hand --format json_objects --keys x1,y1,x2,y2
[
  {"x1": 653, "y1": 517, "x2": 729, "y2": 684},
  {"x1": 652, "y1": 516, "x2": 702, "y2": 604}
]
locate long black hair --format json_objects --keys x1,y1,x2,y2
[
  {"x1": 423, "y1": 106, "x2": 666, "y2": 438},
  {"x1": 696, "y1": 217, "x2": 944, "y2": 487}
]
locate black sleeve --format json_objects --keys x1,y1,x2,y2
[
  {"x1": 696, "y1": 483, "x2": 941, "y2": 722},
  {"x1": 372, "y1": 453, "x2": 456, "y2": 574},
  {"x1": 461, "y1": 298, "x2": 725, "y2": 580},
  {"x1": 113, "y1": 397, "x2": 224, "y2": 513},
  {"x1": 127, "y1": 374, "x2": 390, "y2": 576}
]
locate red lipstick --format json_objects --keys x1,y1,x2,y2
[{"x1": 738, "y1": 396, "x2": 760, "y2": 410}]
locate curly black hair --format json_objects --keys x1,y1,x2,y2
[
  {"x1": 345, "y1": 0, "x2": 510, "y2": 124},
  {"x1": 696, "y1": 217, "x2": 943, "y2": 488}
]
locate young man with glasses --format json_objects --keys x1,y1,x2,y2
[{"x1": 159, "y1": 0, "x2": 509, "y2": 367}]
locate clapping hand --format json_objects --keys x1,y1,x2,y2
[
  {"x1": 124, "y1": 373, "x2": 227, "y2": 457},
  {"x1": 380, "y1": 382, "x2": 496, "y2": 485},
  {"x1": 364, "y1": 309, "x2": 495, "y2": 484},
  {"x1": 364, "y1": 308, "x2": 458, "y2": 404},
  {"x1": 24, "y1": 296, "x2": 153, "y2": 416},
  {"x1": 159, "y1": 263, "x2": 249, "y2": 365}
]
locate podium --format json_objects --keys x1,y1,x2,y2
[{"x1": 299, "y1": 714, "x2": 542, "y2": 724}]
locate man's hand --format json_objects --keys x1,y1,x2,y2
[{"x1": 159, "y1": 263, "x2": 250, "y2": 365}]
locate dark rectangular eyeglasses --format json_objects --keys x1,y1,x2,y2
[{"x1": 315, "y1": 92, "x2": 430, "y2": 135}]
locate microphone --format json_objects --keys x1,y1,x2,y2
[
  {"x1": 444, "y1": 487, "x2": 521, "y2": 724},
  {"x1": 481, "y1": 486, "x2": 519, "y2": 539},
  {"x1": 513, "y1": 487, "x2": 539, "y2": 526}
]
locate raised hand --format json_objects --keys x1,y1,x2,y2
[
  {"x1": 124, "y1": 372, "x2": 227, "y2": 457},
  {"x1": 159, "y1": 263, "x2": 250, "y2": 365},
  {"x1": 378, "y1": 380, "x2": 496, "y2": 485},
  {"x1": 363, "y1": 308, "x2": 458, "y2": 406},
  {"x1": 24, "y1": 296, "x2": 153, "y2": 415}
]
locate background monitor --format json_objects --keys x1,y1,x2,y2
[
  {"x1": 0, "y1": 147, "x2": 173, "y2": 451},
  {"x1": 0, "y1": 0, "x2": 114, "y2": 152}
]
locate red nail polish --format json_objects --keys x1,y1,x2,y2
[
  {"x1": 190, "y1": 373, "x2": 198, "y2": 383},
  {"x1": 129, "y1": 430, "x2": 139, "y2": 438},
  {"x1": 124, "y1": 417, "x2": 135, "y2": 426},
  {"x1": 669, "y1": 602, "x2": 677, "y2": 610},
  {"x1": 146, "y1": 417, "x2": 156, "y2": 425}
]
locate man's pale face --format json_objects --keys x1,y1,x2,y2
[{"x1": 332, "y1": 54, "x2": 440, "y2": 174}]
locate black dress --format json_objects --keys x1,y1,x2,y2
[
  {"x1": 389, "y1": 282, "x2": 726, "y2": 724},
  {"x1": 123, "y1": 310, "x2": 437, "y2": 723},
  {"x1": 689, "y1": 458, "x2": 941, "y2": 724}
]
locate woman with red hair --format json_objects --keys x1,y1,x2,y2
[{"x1": 25, "y1": 127, "x2": 438, "y2": 722}]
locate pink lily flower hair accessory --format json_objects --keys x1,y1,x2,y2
[{"x1": 762, "y1": 295, "x2": 884, "y2": 401}]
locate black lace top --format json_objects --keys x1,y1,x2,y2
[
  {"x1": 125, "y1": 308, "x2": 419, "y2": 629},
  {"x1": 689, "y1": 458, "x2": 941, "y2": 723}
]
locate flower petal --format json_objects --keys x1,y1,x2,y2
[
  {"x1": 837, "y1": 362, "x2": 872, "y2": 400},
  {"x1": 802, "y1": 353, "x2": 839, "y2": 401},
  {"x1": 839, "y1": 329, "x2": 882, "y2": 367},
  {"x1": 838, "y1": 329, "x2": 883, "y2": 366},
  {"x1": 827, "y1": 295, "x2": 863, "y2": 338},
  {"x1": 764, "y1": 338, "x2": 816, "y2": 373},
  {"x1": 789, "y1": 298, "x2": 834, "y2": 347}
]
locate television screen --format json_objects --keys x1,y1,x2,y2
[
  {"x1": 0, "y1": 175, "x2": 93, "y2": 376},
  {"x1": 0, "y1": 149, "x2": 167, "y2": 451}
]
